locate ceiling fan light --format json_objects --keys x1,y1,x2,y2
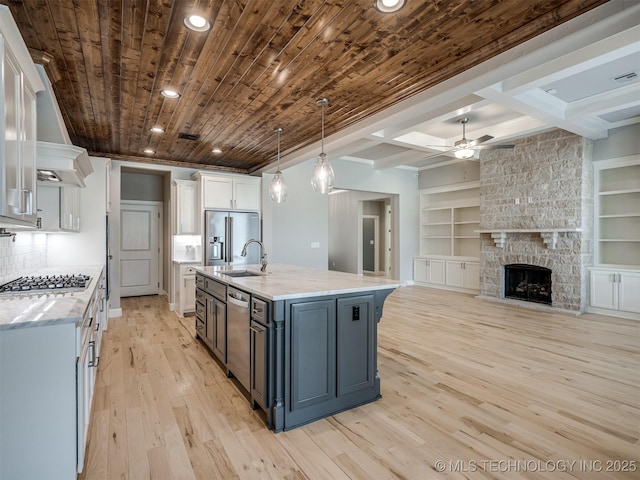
[
  {"x1": 374, "y1": 0, "x2": 406, "y2": 13},
  {"x1": 454, "y1": 148, "x2": 474, "y2": 159}
]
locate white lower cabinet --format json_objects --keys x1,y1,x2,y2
[
  {"x1": 445, "y1": 260, "x2": 480, "y2": 291},
  {"x1": 414, "y1": 257, "x2": 445, "y2": 285},
  {"x1": 0, "y1": 268, "x2": 106, "y2": 479},
  {"x1": 589, "y1": 269, "x2": 640, "y2": 319},
  {"x1": 175, "y1": 263, "x2": 199, "y2": 317},
  {"x1": 414, "y1": 256, "x2": 479, "y2": 293}
]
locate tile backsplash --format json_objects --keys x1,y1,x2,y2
[{"x1": 0, "y1": 233, "x2": 48, "y2": 285}]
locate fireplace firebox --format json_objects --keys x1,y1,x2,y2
[{"x1": 504, "y1": 264, "x2": 552, "y2": 305}]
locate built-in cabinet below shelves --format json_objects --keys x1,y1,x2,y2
[
  {"x1": 589, "y1": 156, "x2": 640, "y2": 320},
  {"x1": 589, "y1": 268, "x2": 640, "y2": 320},
  {"x1": 417, "y1": 182, "x2": 480, "y2": 293},
  {"x1": 414, "y1": 257, "x2": 479, "y2": 293}
]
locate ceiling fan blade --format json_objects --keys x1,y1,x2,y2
[
  {"x1": 474, "y1": 135, "x2": 494, "y2": 145},
  {"x1": 475, "y1": 144, "x2": 515, "y2": 150},
  {"x1": 422, "y1": 148, "x2": 455, "y2": 160}
]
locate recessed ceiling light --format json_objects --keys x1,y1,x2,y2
[
  {"x1": 184, "y1": 14, "x2": 211, "y2": 32},
  {"x1": 212, "y1": 148, "x2": 222, "y2": 154},
  {"x1": 545, "y1": 88, "x2": 558, "y2": 95},
  {"x1": 143, "y1": 148, "x2": 155, "y2": 154},
  {"x1": 150, "y1": 126, "x2": 165, "y2": 133},
  {"x1": 373, "y1": 0, "x2": 406, "y2": 13},
  {"x1": 160, "y1": 89, "x2": 180, "y2": 99}
]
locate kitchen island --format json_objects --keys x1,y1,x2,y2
[{"x1": 194, "y1": 264, "x2": 405, "y2": 432}]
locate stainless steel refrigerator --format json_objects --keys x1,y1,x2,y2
[{"x1": 205, "y1": 210, "x2": 260, "y2": 266}]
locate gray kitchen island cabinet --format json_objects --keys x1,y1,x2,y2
[
  {"x1": 195, "y1": 264, "x2": 403, "y2": 432},
  {"x1": 280, "y1": 293, "x2": 380, "y2": 431}
]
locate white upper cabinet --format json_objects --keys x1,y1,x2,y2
[
  {"x1": 0, "y1": 6, "x2": 44, "y2": 227},
  {"x1": 173, "y1": 179, "x2": 199, "y2": 234},
  {"x1": 38, "y1": 186, "x2": 80, "y2": 232},
  {"x1": 193, "y1": 172, "x2": 261, "y2": 212}
]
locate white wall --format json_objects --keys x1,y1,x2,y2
[
  {"x1": 329, "y1": 191, "x2": 392, "y2": 275},
  {"x1": 263, "y1": 158, "x2": 419, "y2": 280},
  {"x1": 593, "y1": 124, "x2": 640, "y2": 161}
]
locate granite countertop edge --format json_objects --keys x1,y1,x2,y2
[
  {"x1": 0, "y1": 265, "x2": 104, "y2": 331},
  {"x1": 194, "y1": 264, "x2": 406, "y2": 301}
]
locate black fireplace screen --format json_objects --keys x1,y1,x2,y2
[{"x1": 504, "y1": 264, "x2": 552, "y2": 305}]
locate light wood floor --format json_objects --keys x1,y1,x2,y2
[{"x1": 79, "y1": 287, "x2": 639, "y2": 479}]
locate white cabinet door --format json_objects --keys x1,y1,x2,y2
[
  {"x1": 445, "y1": 260, "x2": 465, "y2": 288},
  {"x1": 183, "y1": 274, "x2": 196, "y2": 312},
  {"x1": 414, "y1": 258, "x2": 427, "y2": 283},
  {"x1": 590, "y1": 270, "x2": 617, "y2": 310},
  {"x1": 619, "y1": 272, "x2": 640, "y2": 314},
  {"x1": 464, "y1": 261, "x2": 480, "y2": 290},
  {"x1": 20, "y1": 82, "x2": 37, "y2": 223},
  {"x1": 428, "y1": 259, "x2": 446, "y2": 285},
  {"x1": 234, "y1": 177, "x2": 261, "y2": 211},
  {"x1": 176, "y1": 180, "x2": 199, "y2": 234},
  {"x1": 203, "y1": 176, "x2": 233, "y2": 209},
  {"x1": 60, "y1": 187, "x2": 80, "y2": 231}
]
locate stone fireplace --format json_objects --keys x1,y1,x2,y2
[{"x1": 478, "y1": 130, "x2": 594, "y2": 312}]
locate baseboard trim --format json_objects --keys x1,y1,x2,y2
[{"x1": 109, "y1": 308, "x2": 123, "y2": 318}]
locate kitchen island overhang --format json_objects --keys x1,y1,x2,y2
[{"x1": 194, "y1": 264, "x2": 405, "y2": 432}]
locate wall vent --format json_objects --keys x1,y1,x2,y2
[
  {"x1": 612, "y1": 71, "x2": 637, "y2": 83},
  {"x1": 178, "y1": 132, "x2": 200, "y2": 141}
]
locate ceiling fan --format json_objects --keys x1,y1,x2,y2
[{"x1": 423, "y1": 117, "x2": 515, "y2": 160}]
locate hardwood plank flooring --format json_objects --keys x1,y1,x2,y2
[{"x1": 79, "y1": 287, "x2": 639, "y2": 479}]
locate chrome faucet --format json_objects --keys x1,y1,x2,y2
[{"x1": 241, "y1": 239, "x2": 268, "y2": 272}]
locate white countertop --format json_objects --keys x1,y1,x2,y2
[
  {"x1": 0, "y1": 265, "x2": 104, "y2": 331},
  {"x1": 195, "y1": 264, "x2": 406, "y2": 300}
]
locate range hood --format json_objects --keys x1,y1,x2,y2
[{"x1": 34, "y1": 63, "x2": 93, "y2": 187}]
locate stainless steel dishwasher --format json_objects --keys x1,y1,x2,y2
[{"x1": 226, "y1": 286, "x2": 250, "y2": 391}]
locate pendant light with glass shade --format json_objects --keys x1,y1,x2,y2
[
  {"x1": 311, "y1": 98, "x2": 334, "y2": 194},
  {"x1": 269, "y1": 128, "x2": 287, "y2": 203}
]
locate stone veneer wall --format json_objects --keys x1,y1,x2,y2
[{"x1": 479, "y1": 129, "x2": 593, "y2": 312}]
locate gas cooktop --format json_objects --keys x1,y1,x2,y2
[{"x1": 0, "y1": 274, "x2": 91, "y2": 294}]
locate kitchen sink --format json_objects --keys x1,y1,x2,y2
[{"x1": 222, "y1": 270, "x2": 262, "y2": 278}]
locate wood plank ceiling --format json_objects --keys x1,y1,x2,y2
[{"x1": 4, "y1": 0, "x2": 608, "y2": 173}]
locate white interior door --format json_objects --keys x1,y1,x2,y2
[{"x1": 120, "y1": 202, "x2": 160, "y2": 297}]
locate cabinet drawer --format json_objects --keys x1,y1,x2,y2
[
  {"x1": 195, "y1": 300, "x2": 205, "y2": 320},
  {"x1": 182, "y1": 266, "x2": 198, "y2": 275},
  {"x1": 251, "y1": 297, "x2": 268, "y2": 324},
  {"x1": 195, "y1": 288, "x2": 205, "y2": 305},
  {"x1": 196, "y1": 275, "x2": 205, "y2": 290},
  {"x1": 204, "y1": 277, "x2": 226, "y2": 300},
  {"x1": 195, "y1": 317, "x2": 205, "y2": 338}
]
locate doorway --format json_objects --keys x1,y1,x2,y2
[
  {"x1": 119, "y1": 201, "x2": 162, "y2": 297},
  {"x1": 328, "y1": 190, "x2": 396, "y2": 278},
  {"x1": 362, "y1": 215, "x2": 379, "y2": 273}
]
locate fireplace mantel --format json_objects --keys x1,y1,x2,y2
[{"x1": 477, "y1": 228, "x2": 583, "y2": 249}]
